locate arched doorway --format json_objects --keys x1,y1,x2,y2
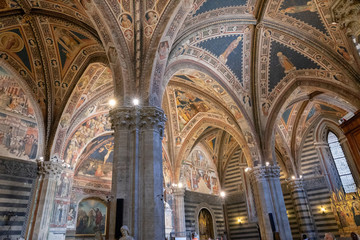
[{"x1": 198, "y1": 208, "x2": 214, "y2": 240}]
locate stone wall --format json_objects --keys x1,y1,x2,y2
[
  {"x1": 184, "y1": 191, "x2": 225, "y2": 238},
  {"x1": 0, "y1": 157, "x2": 37, "y2": 239}
]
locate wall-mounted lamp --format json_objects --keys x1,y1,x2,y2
[
  {"x1": 265, "y1": 162, "x2": 270, "y2": 166},
  {"x1": 178, "y1": 182, "x2": 183, "y2": 188},
  {"x1": 237, "y1": 217, "x2": 242, "y2": 224},
  {"x1": 245, "y1": 167, "x2": 251, "y2": 172},
  {"x1": 320, "y1": 206, "x2": 326, "y2": 215},
  {"x1": 291, "y1": 175, "x2": 296, "y2": 180}
]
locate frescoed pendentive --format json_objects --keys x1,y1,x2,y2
[
  {"x1": 268, "y1": 40, "x2": 321, "y2": 92},
  {"x1": 0, "y1": 75, "x2": 38, "y2": 160},
  {"x1": 193, "y1": 0, "x2": 248, "y2": 16},
  {"x1": 279, "y1": 0, "x2": 328, "y2": 35},
  {"x1": 196, "y1": 35, "x2": 244, "y2": 83},
  {"x1": 180, "y1": 148, "x2": 220, "y2": 195},
  {"x1": 75, "y1": 135, "x2": 114, "y2": 181}
]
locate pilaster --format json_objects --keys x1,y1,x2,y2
[
  {"x1": 31, "y1": 160, "x2": 63, "y2": 240},
  {"x1": 173, "y1": 187, "x2": 186, "y2": 234}
]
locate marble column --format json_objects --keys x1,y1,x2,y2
[
  {"x1": 109, "y1": 106, "x2": 166, "y2": 240},
  {"x1": 30, "y1": 160, "x2": 63, "y2": 240},
  {"x1": 173, "y1": 187, "x2": 186, "y2": 234},
  {"x1": 288, "y1": 179, "x2": 317, "y2": 240},
  {"x1": 248, "y1": 165, "x2": 293, "y2": 240}
]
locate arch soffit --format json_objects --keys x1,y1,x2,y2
[
  {"x1": 0, "y1": 59, "x2": 45, "y2": 159},
  {"x1": 143, "y1": 1, "x2": 193, "y2": 106},
  {"x1": 83, "y1": 0, "x2": 134, "y2": 103}
]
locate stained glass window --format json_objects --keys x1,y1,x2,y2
[{"x1": 328, "y1": 131, "x2": 356, "y2": 193}]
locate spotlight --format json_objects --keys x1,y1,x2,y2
[
  {"x1": 220, "y1": 191, "x2": 226, "y2": 198},
  {"x1": 133, "y1": 98, "x2": 139, "y2": 106},
  {"x1": 265, "y1": 162, "x2": 270, "y2": 166},
  {"x1": 109, "y1": 99, "x2": 116, "y2": 107},
  {"x1": 245, "y1": 167, "x2": 250, "y2": 172},
  {"x1": 291, "y1": 175, "x2": 295, "y2": 180},
  {"x1": 178, "y1": 182, "x2": 183, "y2": 188}
]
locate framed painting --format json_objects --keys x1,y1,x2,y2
[{"x1": 75, "y1": 198, "x2": 107, "y2": 236}]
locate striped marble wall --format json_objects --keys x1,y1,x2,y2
[
  {"x1": 184, "y1": 191, "x2": 225, "y2": 238},
  {"x1": 222, "y1": 148, "x2": 260, "y2": 239},
  {"x1": 282, "y1": 187, "x2": 301, "y2": 240},
  {"x1": 0, "y1": 157, "x2": 37, "y2": 239},
  {"x1": 301, "y1": 128, "x2": 340, "y2": 239}
]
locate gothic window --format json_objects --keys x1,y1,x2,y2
[{"x1": 327, "y1": 131, "x2": 356, "y2": 193}]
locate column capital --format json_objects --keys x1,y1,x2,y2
[
  {"x1": 109, "y1": 107, "x2": 138, "y2": 130},
  {"x1": 37, "y1": 160, "x2": 63, "y2": 177},
  {"x1": 249, "y1": 165, "x2": 280, "y2": 182},
  {"x1": 287, "y1": 179, "x2": 304, "y2": 191},
  {"x1": 173, "y1": 187, "x2": 186, "y2": 197},
  {"x1": 139, "y1": 107, "x2": 167, "y2": 139}
]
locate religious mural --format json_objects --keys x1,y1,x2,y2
[
  {"x1": 63, "y1": 113, "x2": 112, "y2": 166},
  {"x1": 0, "y1": 76, "x2": 38, "y2": 160},
  {"x1": 75, "y1": 135, "x2": 114, "y2": 181},
  {"x1": 180, "y1": 148, "x2": 220, "y2": 195},
  {"x1": 175, "y1": 89, "x2": 211, "y2": 131},
  {"x1": 75, "y1": 198, "x2": 107, "y2": 236},
  {"x1": 331, "y1": 190, "x2": 360, "y2": 235},
  {"x1": 198, "y1": 208, "x2": 214, "y2": 240}
]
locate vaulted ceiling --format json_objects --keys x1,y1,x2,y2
[{"x1": 0, "y1": 0, "x2": 359, "y2": 180}]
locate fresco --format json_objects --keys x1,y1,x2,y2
[
  {"x1": 76, "y1": 198, "x2": 107, "y2": 236},
  {"x1": 75, "y1": 135, "x2": 113, "y2": 181},
  {"x1": 281, "y1": 106, "x2": 293, "y2": 126},
  {"x1": 279, "y1": 0, "x2": 328, "y2": 35},
  {"x1": 163, "y1": 150, "x2": 172, "y2": 188},
  {"x1": 0, "y1": 77, "x2": 38, "y2": 160},
  {"x1": 180, "y1": 148, "x2": 220, "y2": 195},
  {"x1": 193, "y1": 0, "x2": 247, "y2": 16},
  {"x1": 332, "y1": 191, "x2": 360, "y2": 233},
  {"x1": 0, "y1": 29, "x2": 32, "y2": 72},
  {"x1": 197, "y1": 35, "x2": 243, "y2": 82},
  {"x1": 269, "y1": 40, "x2": 321, "y2": 92},
  {"x1": 52, "y1": 26, "x2": 96, "y2": 73},
  {"x1": 175, "y1": 89, "x2": 211, "y2": 131},
  {"x1": 198, "y1": 208, "x2": 215, "y2": 240},
  {"x1": 63, "y1": 113, "x2": 112, "y2": 165}
]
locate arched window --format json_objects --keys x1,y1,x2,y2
[{"x1": 327, "y1": 131, "x2": 356, "y2": 193}]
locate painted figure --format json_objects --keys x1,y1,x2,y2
[
  {"x1": 281, "y1": 1, "x2": 317, "y2": 14},
  {"x1": 277, "y1": 52, "x2": 296, "y2": 73},
  {"x1": 120, "y1": 14, "x2": 132, "y2": 28},
  {"x1": 219, "y1": 36, "x2": 242, "y2": 63}
]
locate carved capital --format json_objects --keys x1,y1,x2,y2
[
  {"x1": 173, "y1": 187, "x2": 186, "y2": 197},
  {"x1": 249, "y1": 165, "x2": 280, "y2": 182},
  {"x1": 37, "y1": 161, "x2": 63, "y2": 177},
  {"x1": 139, "y1": 107, "x2": 167, "y2": 137},
  {"x1": 109, "y1": 107, "x2": 137, "y2": 130},
  {"x1": 287, "y1": 179, "x2": 304, "y2": 191}
]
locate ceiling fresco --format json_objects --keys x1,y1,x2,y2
[
  {"x1": 75, "y1": 134, "x2": 114, "y2": 182},
  {"x1": 268, "y1": 40, "x2": 322, "y2": 92},
  {"x1": 193, "y1": 0, "x2": 248, "y2": 16}
]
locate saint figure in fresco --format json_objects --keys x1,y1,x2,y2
[
  {"x1": 280, "y1": 1, "x2": 317, "y2": 14},
  {"x1": 219, "y1": 36, "x2": 242, "y2": 64},
  {"x1": 99, "y1": 142, "x2": 114, "y2": 164},
  {"x1": 277, "y1": 52, "x2": 296, "y2": 73}
]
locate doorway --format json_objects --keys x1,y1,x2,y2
[{"x1": 198, "y1": 208, "x2": 214, "y2": 240}]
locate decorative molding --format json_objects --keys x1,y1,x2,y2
[
  {"x1": 249, "y1": 165, "x2": 281, "y2": 182},
  {"x1": 109, "y1": 107, "x2": 138, "y2": 130},
  {"x1": 37, "y1": 160, "x2": 63, "y2": 177}
]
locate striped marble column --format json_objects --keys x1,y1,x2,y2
[{"x1": 288, "y1": 179, "x2": 317, "y2": 240}]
